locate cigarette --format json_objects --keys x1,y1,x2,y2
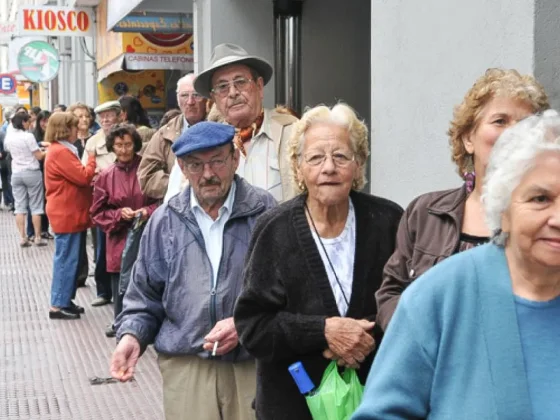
[{"x1": 212, "y1": 341, "x2": 219, "y2": 356}]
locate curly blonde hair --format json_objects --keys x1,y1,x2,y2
[
  {"x1": 448, "y1": 68, "x2": 549, "y2": 178},
  {"x1": 289, "y1": 103, "x2": 369, "y2": 193}
]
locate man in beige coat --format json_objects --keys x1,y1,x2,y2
[
  {"x1": 81, "y1": 100, "x2": 123, "y2": 310},
  {"x1": 137, "y1": 73, "x2": 207, "y2": 200},
  {"x1": 193, "y1": 43, "x2": 298, "y2": 203},
  {"x1": 81, "y1": 101, "x2": 121, "y2": 169}
]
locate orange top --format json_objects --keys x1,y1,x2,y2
[{"x1": 45, "y1": 141, "x2": 97, "y2": 234}]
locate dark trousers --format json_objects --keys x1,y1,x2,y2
[
  {"x1": 0, "y1": 166, "x2": 13, "y2": 206},
  {"x1": 91, "y1": 226, "x2": 97, "y2": 262},
  {"x1": 95, "y1": 227, "x2": 112, "y2": 300},
  {"x1": 76, "y1": 235, "x2": 89, "y2": 287},
  {"x1": 111, "y1": 273, "x2": 123, "y2": 322},
  {"x1": 26, "y1": 210, "x2": 49, "y2": 237}
]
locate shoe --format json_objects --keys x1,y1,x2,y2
[
  {"x1": 28, "y1": 235, "x2": 35, "y2": 241},
  {"x1": 34, "y1": 240, "x2": 48, "y2": 247},
  {"x1": 41, "y1": 232, "x2": 54, "y2": 240},
  {"x1": 49, "y1": 309, "x2": 80, "y2": 320},
  {"x1": 65, "y1": 301, "x2": 85, "y2": 314},
  {"x1": 91, "y1": 297, "x2": 110, "y2": 307},
  {"x1": 19, "y1": 239, "x2": 31, "y2": 248},
  {"x1": 105, "y1": 324, "x2": 116, "y2": 338}
]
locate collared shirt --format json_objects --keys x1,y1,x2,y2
[
  {"x1": 190, "y1": 180, "x2": 237, "y2": 287},
  {"x1": 59, "y1": 141, "x2": 79, "y2": 159},
  {"x1": 182, "y1": 116, "x2": 190, "y2": 134},
  {"x1": 163, "y1": 118, "x2": 191, "y2": 203},
  {"x1": 235, "y1": 109, "x2": 283, "y2": 202}
]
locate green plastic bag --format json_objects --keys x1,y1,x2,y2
[{"x1": 305, "y1": 361, "x2": 365, "y2": 420}]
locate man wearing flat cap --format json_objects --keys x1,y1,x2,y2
[
  {"x1": 81, "y1": 100, "x2": 121, "y2": 170},
  {"x1": 194, "y1": 43, "x2": 298, "y2": 203},
  {"x1": 82, "y1": 100, "x2": 122, "y2": 308},
  {"x1": 111, "y1": 121, "x2": 276, "y2": 420}
]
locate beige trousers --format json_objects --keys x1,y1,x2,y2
[{"x1": 158, "y1": 354, "x2": 257, "y2": 420}]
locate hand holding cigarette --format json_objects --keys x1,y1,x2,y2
[{"x1": 203, "y1": 317, "x2": 239, "y2": 356}]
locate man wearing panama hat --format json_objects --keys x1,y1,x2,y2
[{"x1": 194, "y1": 43, "x2": 298, "y2": 203}]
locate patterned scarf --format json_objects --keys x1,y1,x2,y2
[{"x1": 233, "y1": 110, "x2": 264, "y2": 157}]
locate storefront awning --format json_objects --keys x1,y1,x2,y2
[{"x1": 97, "y1": 53, "x2": 193, "y2": 82}]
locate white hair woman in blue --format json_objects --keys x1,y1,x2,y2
[{"x1": 353, "y1": 110, "x2": 560, "y2": 420}]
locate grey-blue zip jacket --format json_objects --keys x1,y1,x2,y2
[{"x1": 115, "y1": 175, "x2": 277, "y2": 361}]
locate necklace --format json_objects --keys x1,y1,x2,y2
[{"x1": 304, "y1": 203, "x2": 350, "y2": 308}]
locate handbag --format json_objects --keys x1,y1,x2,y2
[{"x1": 119, "y1": 213, "x2": 147, "y2": 295}]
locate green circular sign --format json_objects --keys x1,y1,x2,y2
[{"x1": 17, "y1": 41, "x2": 60, "y2": 83}]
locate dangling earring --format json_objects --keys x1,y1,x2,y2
[
  {"x1": 464, "y1": 154, "x2": 475, "y2": 194},
  {"x1": 298, "y1": 180, "x2": 306, "y2": 191}
]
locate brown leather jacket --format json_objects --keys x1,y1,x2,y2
[
  {"x1": 137, "y1": 115, "x2": 184, "y2": 200},
  {"x1": 375, "y1": 185, "x2": 467, "y2": 331}
]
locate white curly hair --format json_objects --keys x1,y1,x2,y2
[
  {"x1": 288, "y1": 103, "x2": 370, "y2": 193},
  {"x1": 482, "y1": 109, "x2": 560, "y2": 245}
]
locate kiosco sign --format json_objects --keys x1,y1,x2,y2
[{"x1": 17, "y1": 6, "x2": 93, "y2": 37}]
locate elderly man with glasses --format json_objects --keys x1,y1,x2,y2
[
  {"x1": 163, "y1": 45, "x2": 299, "y2": 204},
  {"x1": 111, "y1": 121, "x2": 276, "y2": 420},
  {"x1": 193, "y1": 43, "x2": 298, "y2": 203},
  {"x1": 138, "y1": 73, "x2": 207, "y2": 200}
]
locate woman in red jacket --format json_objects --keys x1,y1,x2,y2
[
  {"x1": 90, "y1": 123, "x2": 158, "y2": 337},
  {"x1": 44, "y1": 113, "x2": 96, "y2": 320}
]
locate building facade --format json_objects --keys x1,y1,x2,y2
[{"x1": 69, "y1": 0, "x2": 560, "y2": 206}]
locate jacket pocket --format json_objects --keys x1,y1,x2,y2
[
  {"x1": 267, "y1": 156, "x2": 282, "y2": 199},
  {"x1": 95, "y1": 143, "x2": 108, "y2": 156},
  {"x1": 406, "y1": 248, "x2": 443, "y2": 280}
]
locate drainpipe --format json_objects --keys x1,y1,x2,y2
[{"x1": 274, "y1": 0, "x2": 303, "y2": 115}]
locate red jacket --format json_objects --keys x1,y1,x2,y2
[
  {"x1": 90, "y1": 155, "x2": 158, "y2": 273},
  {"x1": 45, "y1": 141, "x2": 96, "y2": 233}
]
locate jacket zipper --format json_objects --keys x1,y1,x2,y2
[
  {"x1": 209, "y1": 221, "x2": 228, "y2": 329},
  {"x1": 167, "y1": 198, "x2": 265, "y2": 330}
]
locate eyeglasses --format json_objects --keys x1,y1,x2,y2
[
  {"x1": 184, "y1": 152, "x2": 232, "y2": 174},
  {"x1": 113, "y1": 143, "x2": 134, "y2": 150},
  {"x1": 211, "y1": 77, "x2": 254, "y2": 97},
  {"x1": 303, "y1": 151, "x2": 355, "y2": 167},
  {"x1": 177, "y1": 92, "x2": 205, "y2": 102}
]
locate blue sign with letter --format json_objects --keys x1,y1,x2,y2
[
  {"x1": 0, "y1": 74, "x2": 16, "y2": 94},
  {"x1": 114, "y1": 14, "x2": 193, "y2": 33}
]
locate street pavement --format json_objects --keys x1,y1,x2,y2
[{"x1": 0, "y1": 209, "x2": 164, "y2": 420}]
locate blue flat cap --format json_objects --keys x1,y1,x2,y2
[{"x1": 172, "y1": 121, "x2": 235, "y2": 157}]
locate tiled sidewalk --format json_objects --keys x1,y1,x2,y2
[{"x1": 0, "y1": 209, "x2": 163, "y2": 420}]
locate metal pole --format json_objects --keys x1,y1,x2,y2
[
  {"x1": 273, "y1": 0, "x2": 303, "y2": 115},
  {"x1": 274, "y1": 15, "x2": 286, "y2": 107}
]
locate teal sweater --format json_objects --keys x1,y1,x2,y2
[{"x1": 353, "y1": 244, "x2": 534, "y2": 420}]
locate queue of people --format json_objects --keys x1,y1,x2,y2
[
  {"x1": 104, "y1": 45, "x2": 560, "y2": 420},
  {"x1": 5, "y1": 41, "x2": 559, "y2": 420}
]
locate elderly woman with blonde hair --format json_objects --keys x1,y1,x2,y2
[
  {"x1": 234, "y1": 103, "x2": 403, "y2": 420},
  {"x1": 375, "y1": 68, "x2": 550, "y2": 331},
  {"x1": 353, "y1": 109, "x2": 560, "y2": 419}
]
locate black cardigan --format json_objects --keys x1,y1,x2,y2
[{"x1": 234, "y1": 191, "x2": 403, "y2": 420}]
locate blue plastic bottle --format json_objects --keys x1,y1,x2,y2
[{"x1": 288, "y1": 361, "x2": 316, "y2": 396}]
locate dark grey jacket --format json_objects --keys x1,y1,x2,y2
[{"x1": 116, "y1": 175, "x2": 277, "y2": 361}]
